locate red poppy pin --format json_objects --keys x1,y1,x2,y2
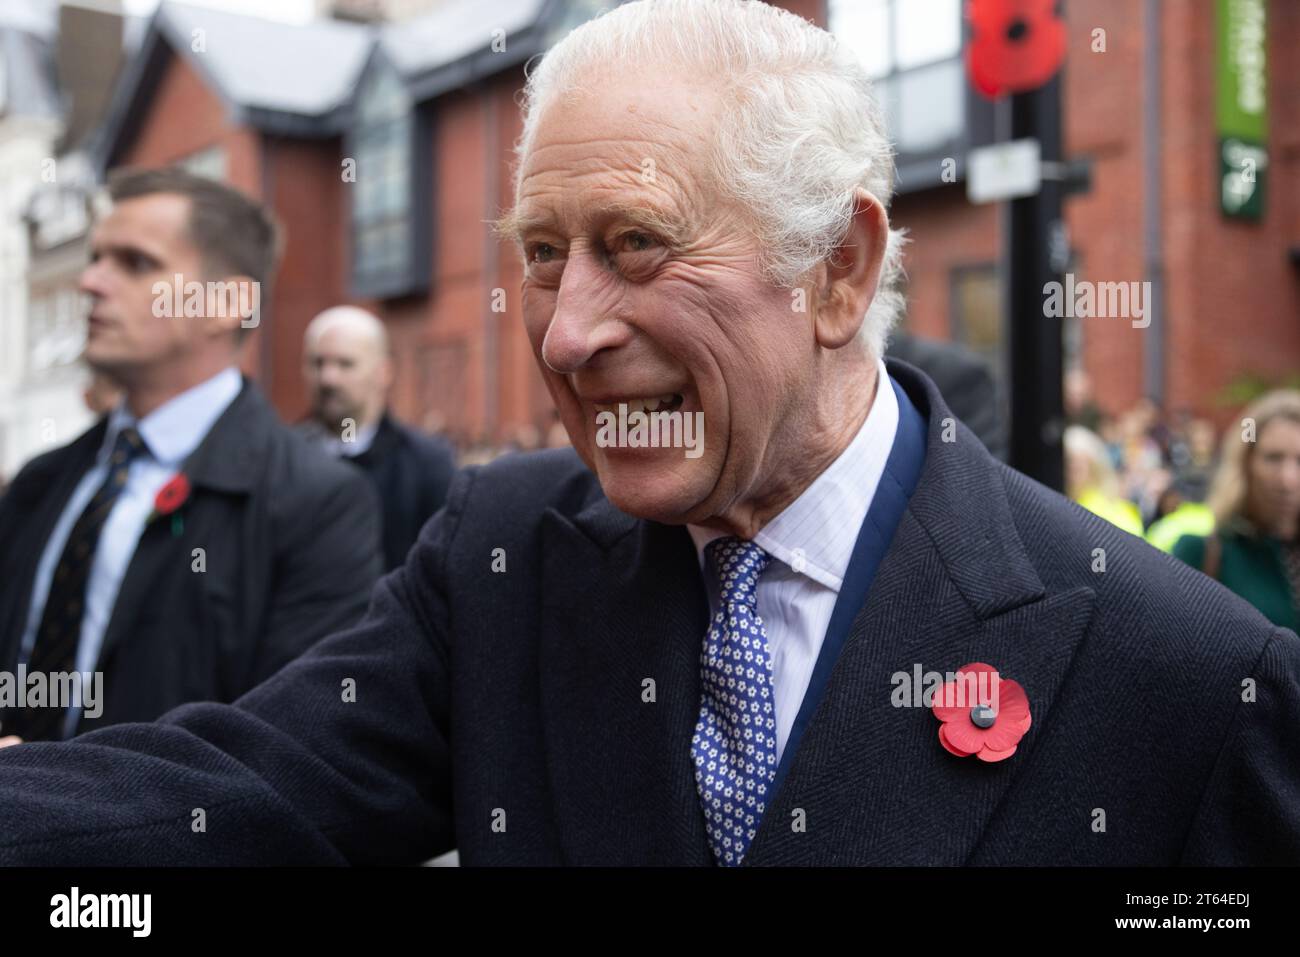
[
  {"x1": 932, "y1": 661, "x2": 1031, "y2": 762},
  {"x1": 151, "y1": 473, "x2": 191, "y2": 535}
]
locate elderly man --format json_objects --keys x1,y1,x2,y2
[
  {"x1": 0, "y1": 0, "x2": 1295, "y2": 866},
  {"x1": 298, "y1": 307, "x2": 456, "y2": 571}
]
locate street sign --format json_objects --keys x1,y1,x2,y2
[
  {"x1": 1216, "y1": 0, "x2": 1268, "y2": 220},
  {"x1": 967, "y1": 138, "x2": 1041, "y2": 205}
]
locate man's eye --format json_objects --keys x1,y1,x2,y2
[
  {"x1": 529, "y1": 243, "x2": 559, "y2": 264},
  {"x1": 619, "y1": 231, "x2": 656, "y2": 253}
]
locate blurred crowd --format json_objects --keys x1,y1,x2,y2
[{"x1": 1063, "y1": 368, "x2": 1300, "y2": 631}]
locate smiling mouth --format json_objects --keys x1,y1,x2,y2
[{"x1": 591, "y1": 393, "x2": 685, "y2": 415}]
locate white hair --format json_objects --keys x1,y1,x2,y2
[{"x1": 512, "y1": 0, "x2": 908, "y2": 358}]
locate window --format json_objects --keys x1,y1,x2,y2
[
  {"x1": 830, "y1": 0, "x2": 992, "y2": 191},
  {"x1": 950, "y1": 263, "x2": 1005, "y2": 387},
  {"x1": 349, "y1": 55, "x2": 428, "y2": 298}
]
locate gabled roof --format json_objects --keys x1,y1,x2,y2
[
  {"x1": 92, "y1": 0, "x2": 619, "y2": 173},
  {"x1": 93, "y1": 2, "x2": 373, "y2": 170},
  {"x1": 379, "y1": 0, "x2": 617, "y2": 102}
]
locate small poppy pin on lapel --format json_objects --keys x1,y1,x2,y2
[
  {"x1": 151, "y1": 473, "x2": 191, "y2": 537},
  {"x1": 932, "y1": 661, "x2": 1031, "y2": 762}
]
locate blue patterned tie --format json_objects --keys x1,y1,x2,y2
[{"x1": 692, "y1": 536, "x2": 777, "y2": 866}]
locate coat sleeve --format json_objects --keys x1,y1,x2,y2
[
  {"x1": 0, "y1": 468, "x2": 476, "y2": 866},
  {"x1": 1179, "y1": 625, "x2": 1300, "y2": 864},
  {"x1": 250, "y1": 464, "x2": 383, "y2": 684}
]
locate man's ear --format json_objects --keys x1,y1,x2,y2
[
  {"x1": 204, "y1": 274, "x2": 259, "y2": 340},
  {"x1": 814, "y1": 188, "x2": 889, "y2": 350}
]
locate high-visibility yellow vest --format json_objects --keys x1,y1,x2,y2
[
  {"x1": 1076, "y1": 488, "x2": 1145, "y2": 536},
  {"x1": 1145, "y1": 502, "x2": 1215, "y2": 553}
]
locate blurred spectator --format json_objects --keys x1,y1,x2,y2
[
  {"x1": 1144, "y1": 477, "x2": 1215, "y2": 553},
  {"x1": 887, "y1": 332, "x2": 1006, "y2": 460},
  {"x1": 1065, "y1": 424, "x2": 1144, "y2": 536},
  {"x1": 1116, "y1": 403, "x2": 1165, "y2": 521},
  {"x1": 0, "y1": 168, "x2": 381, "y2": 741},
  {"x1": 1173, "y1": 390, "x2": 1300, "y2": 631},
  {"x1": 1168, "y1": 415, "x2": 1218, "y2": 503},
  {"x1": 299, "y1": 306, "x2": 456, "y2": 571},
  {"x1": 1064, "y1": 367, "x2": 1102, "y2": 433},
  {"x1": 546, "y1": 409, "x2": 571, "y2": 449}
]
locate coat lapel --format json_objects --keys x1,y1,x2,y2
[
  {"x1": 539, "y1": 496, "x2": 714, "y2": 865},
  {"x1": 0, "y1": 423, "x2": 106, "y2": 671},
  {"x1": 746, "y1": 361, "x2": 1097, "y2": 865}
]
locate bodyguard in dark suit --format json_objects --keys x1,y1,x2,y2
[
  {"x1": 297, "y1": 306, "x2": 455, "y2": 571},
  {"x1": 887, "y1": 331, "x2": 1008, "y2": 461},
  {"x1": 0, "y1": 0, "x2": 1295, "y2": 865},
  {"x1": 0, "y1": 168, "x2": 381, "y2": 741}
]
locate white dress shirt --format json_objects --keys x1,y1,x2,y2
[
  {"x1": 18, "y1": 366, "x2": 243, "y2": 737},
  {"x1": 687, "y1": 358, "x2": 899, "y2": 766},
  {"x1": 315, "y1": 419, "x2": 379, "y2": 459}
]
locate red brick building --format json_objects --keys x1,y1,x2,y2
[
  {"x1": 93, "y1": 0, "x2": 1298, "y2": 445},
  {"x1": 839, "y1": 0, "x2": 1299, "y2": 423}
]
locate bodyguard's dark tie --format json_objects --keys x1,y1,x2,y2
[
  {"x1": 11, "y1": 426, "x2": 146, "y2": 741},
  {"x1": 691, "y1": 537, "x2": 778, "y2": 865}
]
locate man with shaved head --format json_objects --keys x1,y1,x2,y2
[{"x1": 298, "y1": 306, "x2": 455, "y2": 570}]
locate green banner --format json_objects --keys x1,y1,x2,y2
[{"x1": 1216, "y1": 0, "x2": 1268, "y2": 220}]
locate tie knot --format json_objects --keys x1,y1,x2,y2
[
  {"x1": 111, "y1": 426, "x2": 147, "y2": 464},
  {"x1": 706, "y1": 536, "x2": 770, "y2": 608}
]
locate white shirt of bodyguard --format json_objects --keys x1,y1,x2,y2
[
  {"x1": 688, "y1": 358, "x2": 899, "y2": 767},
  {"x1": 18, "y1": 366, "x2": 243, "y2": 738}
]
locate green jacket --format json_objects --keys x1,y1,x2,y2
[{"x1": 1173, "y1": 521, "x2": 1299, "y2": 632}]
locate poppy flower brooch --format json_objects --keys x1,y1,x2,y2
[
  {"x1": 932, "y1": 661, "x2": 1032, "y2": 762},
  {"x1": 150, "y1": 472, "x2": 192, "y2": 537}
]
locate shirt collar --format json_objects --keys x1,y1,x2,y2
[
  {"x1": 334, "y1": 420, "x2": 380, "y2": 458},
  {"x1": 102, "y1": 367, "x2": 244, "y2": 469},
  {"x1": 687, "y1": 357, "x2": 899, "y2": 593}
]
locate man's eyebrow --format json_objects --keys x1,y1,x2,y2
[
  {"x1": 90, "y1": 239, "x2": 166, "y2": 264},
  {"x1": 492, "y1": 202, "x2": 691, "y2": 247}
]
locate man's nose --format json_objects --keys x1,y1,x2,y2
[
  {"x1": 541, "y1": 253, "x2": 631, "y2": 374},
  {"x1": 78, "y1": 259, "x2": 110, "y2": 298}
]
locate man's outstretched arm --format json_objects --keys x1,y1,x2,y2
[{"x1": 0, "y1": 476, "x2": 467, "y2": 866}]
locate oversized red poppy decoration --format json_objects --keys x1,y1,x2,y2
[{"x1": 966, "y1": 0, "x2": 1066, "y2": 99}]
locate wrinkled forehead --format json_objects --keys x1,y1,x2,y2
[{"x1": 514, "y1": 77, "x2": 725, "y2": 230}]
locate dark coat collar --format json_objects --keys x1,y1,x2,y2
[{"x1": 181, "y1": 378, "x2": 275, "y2": 494}]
